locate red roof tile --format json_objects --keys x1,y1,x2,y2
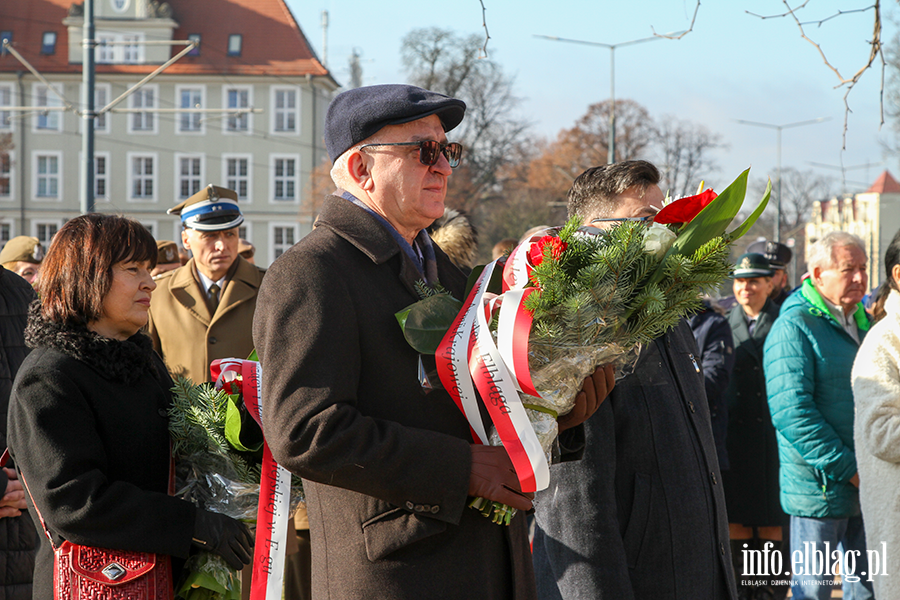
[
  {"x1": 0, "y1": 0, "x2": 334, "y2": 79},
  {"x1": 866, "y1": 170, "x2": 900, "y2": 194}
]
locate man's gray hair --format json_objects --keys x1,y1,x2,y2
[
  {"x1": 329, "y1": 129, "x2": 390, "y2": 189},
  {"x1": 807, "y1": 230, "x2": 867, "y2": 272},
  {"x1": 567, "y1": 160, "x2": 660, "y2": 220}
]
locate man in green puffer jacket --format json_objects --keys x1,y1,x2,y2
[{"x1": 763, "y1": 231, "x2": 874, "y2": 600}]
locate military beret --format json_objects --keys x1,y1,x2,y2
[
  {"x1": 238, "y1": 238, "x2": 255, "y2": 259},
  {"x1": 733, "y1": 252, "x2": 774, "y2": 279},
  {"x1": 0, "y1": 236, "x2": 44, "y2": 264},
  {"x1": 156, "y1": 240, "x2": 180, "y2": 265},
  {"x1": 325, "y1": 84, "x2": 466, "y2": 162},
  {"x1": 168, "y1": 184, "x2": 244, "y2": 231},
  {"x1": 746, "y1": 239, "x2": 792, "y2": 269}
]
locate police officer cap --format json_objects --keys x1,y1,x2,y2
[
  {"x1": 168, "y1": 184, "x2": 244, "y2": 231},
  {"x1": 733, "y1": 252, "x2": 774, "y2": 279},
  {"x1": 325, "y1": 84, "x2": 467, "y2": 162},
  {"x1": 746, "y1": 239, "x2": 792, "y2": 269},
  {"x1": 0, "y1": 236, "x2": 44, "y2": 264},
  {"x1": 156, "y1": 240, "x2": 180, "y2": 265}
]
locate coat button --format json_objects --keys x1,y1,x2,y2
[
  {"x1": 414, "y1": 504, "x2": 424, "y2": 512},
  {"x1": 209, "y1": 337, "x2": 218, "y2": 344},
  {"x1": 710, "y1": 471, "x2": 718, "y2": 485},
  {"x1": 158, "y1": 408, "x2": 168, "y2": 417},
  {"x1": 688, "y1": 401, "x2": 695, "y2": 413},
  {"x1": 405, "y1": 501, "x2": 414, "y2": 510},
  {"x1": 430, "y1": 505, "x2": 440, "y2": 514}
]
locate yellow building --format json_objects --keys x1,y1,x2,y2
[{"x1": 806, "y1": 171, "x2": 900, "y2": 291}]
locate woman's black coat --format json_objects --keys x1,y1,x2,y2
[{"x1": 7, "y1": 307, "x2": 196, "y2": 598}]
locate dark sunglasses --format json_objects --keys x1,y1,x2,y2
[
  {"x1": 359, "y1": 140, "x2": 463, "y2": 168},
  {"x1": 590, "y1": 215, "x2": 655, "y2": 225}
]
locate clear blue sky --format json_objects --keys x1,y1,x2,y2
[{"x1": 286, "y1": 0, "x2": 894, "y2": 195}]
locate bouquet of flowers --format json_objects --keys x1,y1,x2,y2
[
  {"x1": 168, "y1": 375, "x2": 304, "y2": 600},
  {"x1": 398, "y1": 169, "x2": 770, "y2": 525}
]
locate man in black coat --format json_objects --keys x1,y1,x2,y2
[
  {"x1": 0, "y1": 267, "x2": 38, "y2": 599},
  {"x1": 253, "y1": 85, "x2": 612, "y2": 600},
  {"x1": 532, "y1": 161, "x2": 737, "y2": 600}
]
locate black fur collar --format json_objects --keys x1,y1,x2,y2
[{"x1": 24, "y1": 301, "x2": 158, "y2": 385}]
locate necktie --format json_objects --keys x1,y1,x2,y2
[{"x1": 208, "y1": 283, "x2": 220, "y2": 311}]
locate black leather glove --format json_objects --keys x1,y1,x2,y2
[
  {"x1": 192, "y1": 509, "x2": 253, "y2": 570},
  {"x1": 467, "y1": 445, "x2": 533, "y2": 511}
]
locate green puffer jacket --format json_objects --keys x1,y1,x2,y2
[{"x1": 763, "y1": 279, "x2": 870, "y2": 518}]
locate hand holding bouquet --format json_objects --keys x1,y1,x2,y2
[{"x1": 398, "y1": 169, "x2": 770, "y2": 524}]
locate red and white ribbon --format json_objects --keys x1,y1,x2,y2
[
  {"x1": 211, "y1": 359, "x2": 292, "y2": 600},
  {"x1": 436, "y1": 259, "x2": 549, "y2": 493}
]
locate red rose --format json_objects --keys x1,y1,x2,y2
[
  {"x1": 653, "y1": 188, "x2": 718, "y2": 225},
  {"x1": 528, "y1": 236, "x2": 568, "y2": 266}
]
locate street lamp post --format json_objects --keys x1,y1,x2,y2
[
  {"x1": 735, "y1": 117, "x2": 829, "y2": 243},
  {"x1": 536, "y1": 34, "x2": 662, "y2": 164}
]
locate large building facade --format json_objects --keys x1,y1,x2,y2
[
  {"x1": 1, "y1": 0, "x2": 338, "y2": 267},
  {"x1": 805, "y1": 170, "x2": 900, "y2": 291}
]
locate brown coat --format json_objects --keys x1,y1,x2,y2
[
  {"x1": 147, "y1": 256, "x2": 265, "y2": 383},
  {"x1": 253, "y1": 195, "x2": 536, "y2": 600}
]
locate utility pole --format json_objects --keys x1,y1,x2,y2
[{"x1": 81, "y1": 0, "x2": 96, "y2": 214}]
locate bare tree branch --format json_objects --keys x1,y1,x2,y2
[
  {"x1": 652, "y1": 0, "x2": 701, "y2": 40},
  {"x1": 748, "y1": 1, "x2": 883, "y2": 149},
  {"x1": 479, "y1": 0, "x2": 491, "y2": 59}
]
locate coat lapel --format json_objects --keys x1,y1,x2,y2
[
  {"x1": 211, "y1": 257, "x2": 263, "y2": 326},
  {"x1": 169, "y1": 260, "x2": 213, "y2": 327}
]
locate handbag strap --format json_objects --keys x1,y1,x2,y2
[{"x1": 18, "y1": 469, "x2": 59, "y2": 552}]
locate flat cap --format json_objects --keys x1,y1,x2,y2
[
  {"x1": 733, "y1": 252, "x2": 774, "y2": 279},
  {"x1": 325, "y1": 84, "x2": 466, "y2": 162},
  {"x1": 0, "y1": 236, "x2": 44, "y2": 264},
  {"x1": 746, "y1": 239, "x2": 792, "y2": 269},
  {"x1": 168, "y1": 184, "x2": 244, "y2": 231},
  {"x1": 156, "y1": 240, "x2": 180, "y2": 265}
]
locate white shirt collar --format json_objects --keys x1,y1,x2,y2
[
  {"x1": 820, "y1": 294, "x2": 859, "y2": 343},
  {"x1": 196, "y1": 268, "x2": 227, "y2": 298}
]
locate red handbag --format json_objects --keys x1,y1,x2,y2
[{"x1": 8, "y1": 451, "x2": 175, "y2": 600}]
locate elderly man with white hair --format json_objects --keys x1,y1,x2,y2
[{"x1": 763, "y1": 230, "x2": 875, "y2": 600}]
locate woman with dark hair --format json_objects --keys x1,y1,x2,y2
[
  {"x1": 7, "y1": 214, "x2": 252, "y2": 598},
  {"x1": 852, "y1": 227, "x2": 900, "y2": 599}
]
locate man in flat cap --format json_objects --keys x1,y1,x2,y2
[
  {"x1": 253, "y1": 84, "x2": 612, "y2": 599},
  {"x1": 147, "y1": 184, "x2": 265, "y2": 383},
  {"x1": 747, "y1": 239, "x2": 794, "y2": 306},
  {"x1": 0, "y1": 236, "x2": 44, "y2": 285}
]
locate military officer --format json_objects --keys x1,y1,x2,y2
[
  {"x1": 152, "y1": 240, "x2": 182, "y2": 278},
  {"x1": 147, "y1": 184, "x2": 265, "y2": 383},
  {"x1": 0, "y1": 236, "x2": 44, "y2": 284},
  {"x1": 747, "y1": 239, "x2": 794, "y2": 306}
]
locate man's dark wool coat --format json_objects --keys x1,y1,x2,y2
[
  {"x1": 253, "y1": 195, "x2": 536, "y2": 600},
  {"x1": 532, "y1": 321, "x2": 738, "y2": 600},
  {"x1": 8, "y1": 308, "x2": 196, "y2": 599},
  {"x1": 0, "y1": 268, "x2": 39, "y2": 599},
  {"x1": 722, "y1": 299, "x2": 785, "y2": 526}
]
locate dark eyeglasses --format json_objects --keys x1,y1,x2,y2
[
  {"x1": 590, "y1": 216, "x2": 655, "y2": 225},
  {"x1": 358, "y1": 140, "x2": 463, "y2": 168}
]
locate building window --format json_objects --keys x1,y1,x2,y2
[
  {"x1": 224, "y1": 155, "x2": 250, "y2": 200},
  {"x1": 96, "y1": 32, "x2": 144, "y2": 64},
  {"x1": 238, "y1": 225, "x2": 247, "y2": 239},
  {"x1": 130, "y1": 86, "x2": 156, "y2": 133},
  {"x1": 94, "y1": 84, "x2": 109, "y2": 131},
  {"x1": 130, "y1": 154, "x2": 155, "y2": 200},
  {"x1": 0, "y1": 222, "x2": 11, "y2": 244},
  {"x1": 0, "y1": 84, "x2": 11, "y2": 130},
  {"x1": 178, "y1": 87, "x2": 203, "y2": 132},
  {"x1": 271, "y1": 155, "x2": 298, "y2": 202},
  {"x1": 35, "y1": 153, "x2": 61, "y2": 198},
  {"x1": 1, "y1": 32, "x2": 12, "y2": 55},
  {"x1": 95, "y1": 153, "x2": 108, "y2": 200},
  {"x1": 0, "y1": 152, "x2": 11, "y2": 198},
  {"x1": 227, "y1": 34, "x2": 242, "y2": 56},
  {"x1": 34, "y1": 221, "x2": 60, "y2": 246},
  {"x1": 41, "y1": 32, "x2": 57, "y2": 55},
  {"x1": 34, "y1": 84, "x2": 62, "y2": 131},
  {"x1": 178, "y1": 155, "x2": 203, "y2": 199},
  {"x1": 141, "y1": 221, "x2": 157, "y2": 237},
  {"x1": 272, "y1": 87, "x2": 297, "y2": 133},
  {"x1": 271, "y1": 224, "x2": 298, "y2": 260},
  {"x1": 225, "y1": 87, "x2": 250, "y2": 132},
  {"x1": 187, "y1": 34, "x2": 201, "y2": 56}
]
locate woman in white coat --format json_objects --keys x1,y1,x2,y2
[{"x1": 852, "y1": 227, "x2": 900, "y2": 599}]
